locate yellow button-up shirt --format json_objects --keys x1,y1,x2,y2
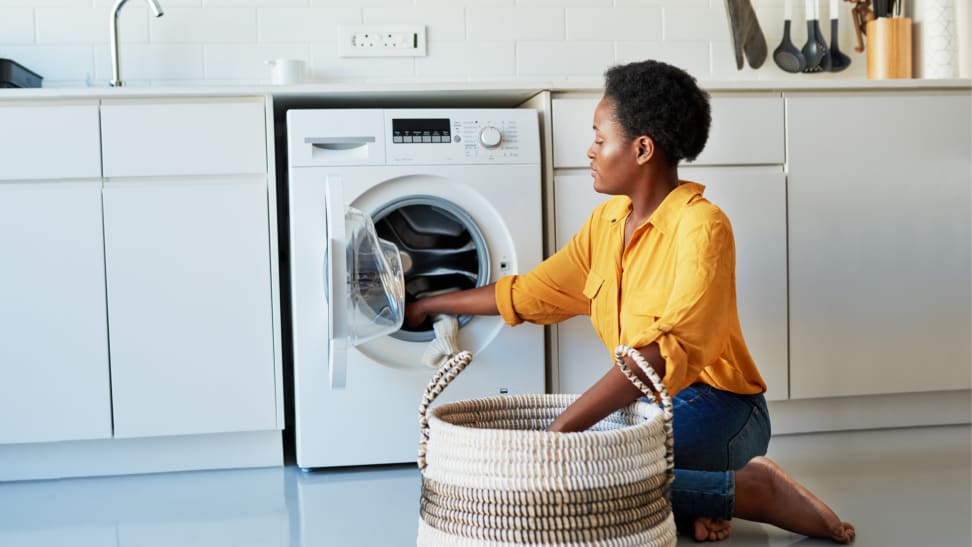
[{"x1": 495, "y1": 181, "x2": 766, "y2": 397}]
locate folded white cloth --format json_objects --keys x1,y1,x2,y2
[{"x1": 421, "y1": 315, "x2": 460, "y2": 369}]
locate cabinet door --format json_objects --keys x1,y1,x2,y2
[
  {"x1": 101, "y1": 100, "x2": 267, "y2": 178},
  {"x1": 0, "y1": 103, "x2": 101, "y2": 180},
  {"x1": 552, "y1": 95, "x2": 784, "y2": 168},
  {"x1": 688, "y1": 167, "x2": 789, "y2": 401},
  {"x1": 552, "y1": 174, "x2": 611, "y2": 394},
  {"x1": 787, "y1": 91, "x2": 971, "y2": 399},
  {"x1": 0, "y1": 181, "x2": 112, "y2": 444},
  {"x1": 553, "y1": 170, "x2": 789, "y2": 401},
  {"x1": 103, "y1": 179, "x2": 277, "y2": 438}
]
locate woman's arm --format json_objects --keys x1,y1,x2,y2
[
  {"x1": 546, "y1": 343, "x2": 665, "y2": 432},
  {"x1": 404, "y1": 284, "x2": 499, "y2": 328}
]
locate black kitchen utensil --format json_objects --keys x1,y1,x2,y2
[
  {"x1": 812, "y1": 0, "x2": 832, "y2": 70},
  {"x1": 774, "y1": 0, "x2": 807, "y2": 72},
  {"x1": 828, "y1": 0, "x2": 852, "y2": 71},
  {"x1": 801, "y1": 0, "x2": 828, "y2": 71}
]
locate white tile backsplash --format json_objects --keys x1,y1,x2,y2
[
  {"x1": 518, "y1": 41, "x2": 613, "y2": 76},
  {"x1": 36, "y1": 7, "x2": 148, "y2": 45},
  {"x1": 1, "y1": 45, "x2": 93, "y2": 82},
  {"x1": 0, "y1": 8, "x2": 34, "y2": 45},
  {"x1": 256, "y1": 8, "x2": 360, "y2": 44},
  {"x1": 566, "y1": 7, "x2": 662, "y2": 41},
  {"x1": 150, "y1": 8, "x2": 258, "y2": 44},
  {"x1": 204, "y1": 44, "x2": 310, "y2": 83},
  {"x1": 0, "y1": 0, "x2": 881, "y2": 86},
  {"x1": 94, "y1": 43, "x2": 204, "y2": 81},
  {"x1": 363, "y1": 6, "x2": 466, "y2": 41},
  {"x1": 467, "y1": 7, "x2": 564, "y2": 41},
  {"x1": 416, "y1": 41, "x2": 515, "y2": 78}
]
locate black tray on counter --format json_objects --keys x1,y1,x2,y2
[{"x1": 0, "y1": 58, "x2": 43, "y2": 88}]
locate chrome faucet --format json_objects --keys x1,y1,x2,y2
[{"x1": 109, "y1": 0, "x2": 164, "y2": 87}]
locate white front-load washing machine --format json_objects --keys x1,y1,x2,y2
[{"x1": 287, "y1": 108, "x2": 545, "y2": 468}]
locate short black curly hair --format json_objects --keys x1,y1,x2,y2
[{"x1": 603, "y1": 60, "x2": 711, "y2": 166}]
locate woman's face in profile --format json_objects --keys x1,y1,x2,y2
[{"x1": 588, "y1": 97, "x2": 640, "y2": 196}]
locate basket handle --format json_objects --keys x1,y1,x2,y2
[
  {"x1": 614, "y1": 345, "x2": 675, "y2": 481},
  {"x1": 417, "y1": 350, "x2": 473, "y2": 471}
]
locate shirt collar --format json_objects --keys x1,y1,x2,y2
[{"x1": 600, "y1": 181, "x2": 706, "y2": 234}]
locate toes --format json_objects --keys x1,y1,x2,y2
[
  {"x1": 692, "y1": 517, "x2": 732, "y2": 542},
  {"x1": 832, "y1": 522, "x2": 856, "y2": 544},
  {"x1": 693, "y1": 519, "x2": 710, "y2": 542}
]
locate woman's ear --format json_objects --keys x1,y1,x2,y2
[{"x1": 635, "y1": 135, "x2": 655, "y2": 165}]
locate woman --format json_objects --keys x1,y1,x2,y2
[{"x1": 405, "y1": 60, "x2": 855, "y2": 544}]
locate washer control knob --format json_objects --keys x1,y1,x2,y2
[{"x1": 478, "y1": 126, "x2": 503, "y2": 149}]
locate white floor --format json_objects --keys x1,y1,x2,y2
[{"x1": 0, "y1": 425, "x2": 968, "y2": 547}]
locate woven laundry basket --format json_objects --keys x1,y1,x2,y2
[{"x1": 417, "y1": 345, "x2": 676, "y2": 547}]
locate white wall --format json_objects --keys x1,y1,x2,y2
[{"x1": 0, "y1": 0, "x2": 931, "y2": 88}]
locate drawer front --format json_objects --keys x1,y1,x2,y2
[
  {"x1": 101, "y1": 99, "x2": 267, "y2": 178},
  {"x1": 552, "y1": 95, "x2": 784, "y2": 168},
  {"x1": 0, "y1": 103, "x2": 101, "y2": 181}
]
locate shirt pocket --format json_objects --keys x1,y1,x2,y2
[
  {"x1": 625, "y1": 290, "x2": 667, "y2": 321},
  {"x1": 582, "y1": 272, "x2": 604, "y2": 301},
  {"x1": 583, "y1": 271, "x2": 608, "y2": 340}
]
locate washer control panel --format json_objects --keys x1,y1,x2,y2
[{"x1": 384, "y1": 109, "x2": 539, "y2": 165}]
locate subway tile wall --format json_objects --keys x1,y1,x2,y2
[{"x1": 0, "y1": 0, "x2": 874, "y2": 88}]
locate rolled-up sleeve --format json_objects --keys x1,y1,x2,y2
[
  {"x1": 628, "y1": 213, "x2": 735, "y2": 396},
  {"x1": 495, "y1": 213, "x2": 594, "y2": 327}
]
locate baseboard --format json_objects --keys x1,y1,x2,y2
[
  {"x1": 768, "y1": 389, "x2": 971, "y2": 435},
  {"x1": 0, "y1": 430, "x2": 283, "y2": 482}
]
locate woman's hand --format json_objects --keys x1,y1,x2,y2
[
  {"x1": 404, "y1": 300, "x2": 429, "y2": 329},
  {"x1": 402, "y1": 284, "x2": 500, "y2": 330}
]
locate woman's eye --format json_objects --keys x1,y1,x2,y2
[{"x1": 594, "y1": 140, "x2": 603, "y2": 145}]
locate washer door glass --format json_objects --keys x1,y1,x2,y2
[
  {"x1": 372, "y1": 196, "x2": 490, "y2": 342},
  {"x1": 345, "y1": 207, "x2": 406, "y2": 345}
]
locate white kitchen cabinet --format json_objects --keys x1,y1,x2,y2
[
  {"x1": 551, "y1": 95, "x2": 790, "y2": 401},
  {"x1": 100, "y1": 100, "x2": 267, "y2": 178},
  {"x1": 100, "y1": 98, "x2": 279, "y2": 439},
  {"x1": 787, "y1": 91, "x2": 971, "y2": 399},
  {"x1": 102, "y1": 179, "x2": 277, "y2": 438},
  {"x1": 0, "y1": 103, "x2": 112, "y2": 445},
  {"x1": 552, "y1": 94, "x2": 784, "y2": 169}
]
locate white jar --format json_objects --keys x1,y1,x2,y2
[{"x1": 914, "y1": 0, "x2": 958, "y2": 78}]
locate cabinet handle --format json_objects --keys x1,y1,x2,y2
[{"x1": 306, "y1": 136, "x2": 376, "y2": 151}]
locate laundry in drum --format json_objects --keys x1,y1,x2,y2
[{"x1": 373, "y1": 202, "x2": 484, "y2": 333}]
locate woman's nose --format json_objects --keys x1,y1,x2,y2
[{"x1": 586, "y1": 145, "x2": 595, "y2": 159}]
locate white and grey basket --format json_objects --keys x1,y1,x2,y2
[{"x1": 417, "y1": 345, "x2": 676, "y2": 546}]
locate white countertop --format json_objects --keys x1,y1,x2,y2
[{"x1": 0, "y1": 78, "x2": 968, "y2": 105}]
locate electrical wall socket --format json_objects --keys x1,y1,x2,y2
[{"x1": 338, "y1": 25, "x2": 427, "y2": 58}]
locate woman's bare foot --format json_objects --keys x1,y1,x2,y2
[
  {"x1": 734, "y1": 456, "x2": 856, "y2": 543},
  {"x1": 693, "y1": 517, "x2": 731, "y2": 542}
]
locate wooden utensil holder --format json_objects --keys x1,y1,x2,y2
[{"x1": 867, "y1": 17, "x2": 913, "y2": 79}]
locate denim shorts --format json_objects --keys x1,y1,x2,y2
[{"x1": 645, "y1": 383, "x2": 771, "y2": 522}]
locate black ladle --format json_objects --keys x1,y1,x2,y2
[
  {"x1": 774, "y1": 0, "x2": 806, "y2": 72},
  {"x1": 828, "y1": 0, "x2": 852, "y2": 72},
  {"x1": 801, "y1": 0, "x2": 829, "y2": 72}
]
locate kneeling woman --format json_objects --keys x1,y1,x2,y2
[{"x1": 405, "y1": 60, "x2": 854, "y2": 544}]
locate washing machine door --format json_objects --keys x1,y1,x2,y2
[
  {"x1": 325, "y1": 200, "x2": 405, "y2": 387},
  {"x1": 344, "y1": 207, "x2": 406, "y2": 344}
]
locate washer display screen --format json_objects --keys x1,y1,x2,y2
[{"x1": 392, "y1": 118, "x2": 451, "y2": 144}]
